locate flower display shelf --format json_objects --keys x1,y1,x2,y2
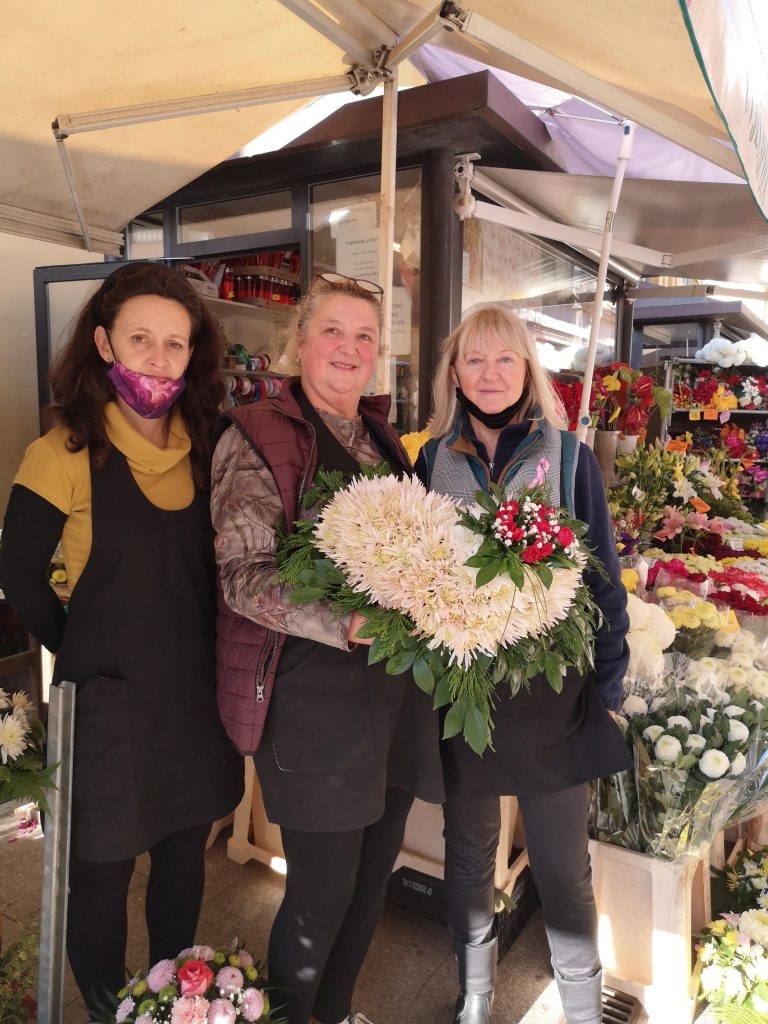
[{"x1": 588, "y1": 839, "x2": 712, "y2": 1024}]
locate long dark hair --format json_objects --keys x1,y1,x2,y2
[{"x1": 49, "y1": 263, "x2": 225, "y2": 488}]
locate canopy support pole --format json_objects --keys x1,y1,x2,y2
[
  {"x1": 575, "y1": 121, "x2": 636, "y2": 442},
  {"x1": 38, "y1": 681, "x2": 76, "y2": 1024},
  {"x1": 376, "y1": 67, "x2": 399, "y2": 398}
]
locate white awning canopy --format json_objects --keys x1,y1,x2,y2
[
  {"x1": 472, "y1": 167, "x2": 768, "y2": 285},
  {"x1": 1, "y1": 0, "x2": 765, "y2": 254}
]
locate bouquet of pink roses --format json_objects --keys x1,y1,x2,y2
[{"x1": 111, "y1": 943, "x2": 270, "y2": 1024}]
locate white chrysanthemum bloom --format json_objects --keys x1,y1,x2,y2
[
  {"x1": 730, "y1": 653, "x2": 755, "y2": 670},
  {"x1": 626, "y1": 594, "x2": 650, "y2": 632},
  {"x1": 729, "y1": 667, "x2": 749, "y2": 687},
  {"x1": 729, "y1": 719, "x2": 750, "y2": 743},
  {"x1": 0, "y1": 713, "x2": 26, "y2": 763},
  {"x1": 704, "y1": 707, "x2": 717, "y2": 720},
  {"x1": 654, "y1": 734, "x2": 682, "y2": 763},
  {"x1": 760, "y1": 894, "x2": 768, "y2": 911},
  {"x1": 733, "y1": 632, "x2": 760, "y2": 656},
  {"x1": 644, "y1": 603, "x2": 677, "y2": 650},
  {"x1": 686, "y1": 734, "x2": 706, "y2": 752},
  {"x1": 700, "y1": 749, "x2": 730, "y2": 779},
  {"x1": 700, "y1": 964, "x2": 723, "y2": 994},
  {"x1": 643, "y1": 724, "x2": 665, "y2": 743},
  {"x1": 730, "y1": 752, "x2": 747, "y2": 776},
  {"x1": 626, "y1": 632, "x2": 664, "y2": 684},
  {"x1": 751, "y1": 672, "x2": 768, "y2": 699},
  {"x1": 741, "y1": 910, "x2": 768, "y2": 947},
  {"x1": 622, "y1": 695, "x2": 648, "y2": 717},
  {"x1": 667, "y1": 715, "x2": 692, "y2": 731},
  {"x1": 0, "y1": 689, "x2": 10, "y2": 711},
  {"x1": 10, "y1": 691, "x2": 34, "y2": 715},
  {"x1": 724, "y1": 705, "x2": 746, "y2": 717},
  {"x1": 314, "y1": 474, "x2": 585, "y2": 668},
  {"x1": 721, "y1": 966, "x2": 746, "y2": 1001}
]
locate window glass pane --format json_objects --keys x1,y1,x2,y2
[
  {"x1": 178, "y1": 192, "x2": 292, "y2": 242},
  {"x1": 462, "y1": 219, "x2": 616, "y2": 372},
  {"x1": 309, "y1": 169, "x2": 421, "y2": 433}
]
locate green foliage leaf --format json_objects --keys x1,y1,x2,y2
[
  {"x1": 475, "y1": 562, "x2": 501, "y2": 588},
  {"x1": 290, "y1": 586, "x2": 327, "y2": 604},
  {"x1": 473, "y1": 489, "x2": 498, "y2": 514},
  {"x1": 386, "y1": 649, "x2": 418, "y2": 675},
  {"x1": 536, "y1": 563, "x2": 553, "y2": 590},
  {"x1": 443, "y1": 698, "x2": 467, "y2": 739},
  {"x1": 544, "y1": 654, "x2": 563, "y2": 693},
  {"x1": 433, "y1": 673, "x2": 453, "y2": 709},
  {"x1": 464, "y1": 703, "x2": 490, "y2": 756},
  {"x1": 412, "y1": 657, "x2": 436, "y2": 694}
]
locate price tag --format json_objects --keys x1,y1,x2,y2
[
  {"x1": 729, "y1": 537, "x2": 744, "y2": 551},
  {"x1": 720, "y1": 410, "x2": 731, "y2": 423},
  {"x1": 690, "y1": 496, "x2": 711, "y2": 513},
  {"x1": 665, "y1": 438, "x2": 690, "y2": 453},
  {"x1": 689, "y1": 409, "x2": 701, "y2": 421},
  {"x1": 720, "y1": 608, "x2": 741, "y2": 634},
  {"x1": 703, "y1": 408, "x2": 718, "y2": 420}
]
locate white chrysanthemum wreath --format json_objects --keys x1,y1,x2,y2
[{"x1": 277, "y1": 461, "x2": 602, "y2": 754}]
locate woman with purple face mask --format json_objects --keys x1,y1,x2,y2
[{"x1": 0, "y1": 263, "x2": 243, "y2": 1015}]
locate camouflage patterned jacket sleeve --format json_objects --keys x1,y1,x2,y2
[{"x1": 210, "y1": 426, "x2": 352, "y2": 650}]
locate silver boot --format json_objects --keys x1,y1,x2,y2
[{"x1": 453, "y1": 937, "x2": 497, "y2": 1024}]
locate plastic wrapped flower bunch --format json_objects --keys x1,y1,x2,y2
[
  {"x1": 697, "y1": 913, "x2": 768, "y2": 1021},
  {"x1": 623, "y1": 593, "x2": 676, "y2": 696},
  {"x1": 111, "y1": 943, "x2": 270, "y2": 1023},
  {"x1": 711, "y1": 847, "x2": 768, "y2": 915},
  {"x1": 655, "y1": 586, "x2": 730, "y2": 660}
]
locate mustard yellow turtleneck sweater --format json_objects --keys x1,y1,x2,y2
[{"x1": 14, "y1": 402, "x2": 194, "y2": 589}]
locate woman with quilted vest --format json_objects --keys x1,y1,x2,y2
[
  {"x1": 210, "y1": 272, "x2": 443, "y2": 1024},
  {"x1": 413, "y1": 305, "x2": 631, "y2": 1024}
]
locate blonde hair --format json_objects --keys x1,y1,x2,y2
[
  {"x1": 296, "y1": 278, "x2": 383, "y2": 342},
  {"x1": 427, "y1": 304, "x2": 567, "y2": 437}
]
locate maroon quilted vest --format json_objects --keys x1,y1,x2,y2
[{"x1": 214, "y1": 378, "x2": 399, "y2": 754}]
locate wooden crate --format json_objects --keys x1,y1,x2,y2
[{"x1": 588, "y1": 840, "x2": 712, "y2": 1024}]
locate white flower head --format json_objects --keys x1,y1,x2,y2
[
  {"x1": 700, "y1": 749, "x2": 731, "y2": 779},
  {"x1": 700, "y1": 963, "x2": 723, "y2": 994},
  {"x1": 729, "y1": 667, "x2": 749, "y2": 687},
  {"x1": 643, "y1": 724, "x2": 665, "y2": 743},
  {"x1": 741, "y1": 909, "x2": 768, "y2": 947},
  {"x1": 724, "y1": 705, "x2": 746, "y2": 718},
  {"x1": 730, "y1": 752, "x2": 747, "y2": 776},
  {"x1": 686, "y1": 734, "x2": 707, "y2": 752},
  {"x1": 654, "y1": 734, "x2": 682, "y2": 764},
  {"x1": 729, "y1": 719, "x2": 751, "y2": 744},
  {"x1": 0, "y1": 713, "x2": 26, "y2": 764},
  {"x1": 0, "y1": 689, "x2": 10, "y2": 711},
  {"x1": 10, "y1": 691, "x2": 34, "y2": 716},
  {"x1": 667, "y1": 715, "x2": 692, "y2": 732},
  {"x1": 622, "y1": 695, "x2": 648, "y2": 717}
]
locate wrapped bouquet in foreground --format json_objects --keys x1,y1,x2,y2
[
  {"x1": 696, "y1": 913, "x2": 768, "y2": 1023},
  {"x1": 276, "y1": 461, "x2": 602, "y2": 754},
  {"x1": 0, "y1": 687, "x2": 56, "y2": 811},
  {"x1": 110, "y1": 943, "x2": 270, "y2": 1023}
]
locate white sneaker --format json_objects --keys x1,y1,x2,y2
[{"x1": 349, "y1": 1015, "x2": 375, "y2": 1024}]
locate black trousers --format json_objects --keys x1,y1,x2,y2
[
  {"x1": 268, "y1": 786, "x2": 414, "y2": 1024},
  {"x1": 66, "y1": 822, "x2": 210, "y2": 1014}
]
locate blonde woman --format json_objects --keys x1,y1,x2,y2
[{"x1": 414, "y1": 305, "x2": 631, "y2": 1024}]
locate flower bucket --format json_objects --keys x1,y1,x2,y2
[
  {"x1": 593, "y1": 429, "x2": 619, "y2": 484},
  {"x1": 617, "y1": 434, "x2": 639, "y2": 456}
]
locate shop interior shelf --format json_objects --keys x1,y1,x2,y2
[
  {"x1": 206, "y1": 296, "x2": 293, "y2": 321},
  {"x1": 220, "y1": 368, "x2": 285, "y2": 379},
  {"x1": 672, "y1": 407, "x2": 768, "y2": 415}
]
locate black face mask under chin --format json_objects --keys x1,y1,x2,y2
[{"x1": 455, "y1": 385, "x2": 530, "y2": 429}]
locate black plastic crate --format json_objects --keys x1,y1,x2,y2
[{"x1": 386, "y1": 860, "x2": 540, "y2": 962}]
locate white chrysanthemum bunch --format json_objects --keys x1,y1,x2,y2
[
  {"x1": 625, "y1": 593, "x2": 676, "y2": 686},
  {"x1": 0, "y1": 688, "x2": 34, "y2": 764},
  {"x1": 698, "y1": 912, "x2": 768, "y2": 1017},
  {"x1": 314, "y1": 474, "x2": 585, "y2": 667}
]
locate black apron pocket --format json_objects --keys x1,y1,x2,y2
[
  {"x1": 535, "y1": 668, "x2": 589, "y2": 754},
  {"x1": 73, "y1": 676, "x2": 134, "y2": 804},
  {"x1": 268, "y1": 643, "x2": 376, "y2": 774}
]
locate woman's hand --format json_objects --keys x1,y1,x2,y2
[{"x1": 347, "y1": 611, "x2": 374, "y2": 647}]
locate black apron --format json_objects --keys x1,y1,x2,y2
[
  {"x1": 254, "y1": 395, "x2": 444, "y2": 831},
  {"x1": 53, "y1": 447, "x2": 244, "y2": 862}
]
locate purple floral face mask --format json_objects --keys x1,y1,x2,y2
[
  {"x1": 104, "y1": 330, "x2": 186, "y2": 419},
  {"x1": 107, "y1": 361, "x2": 186, "y2": 419}
]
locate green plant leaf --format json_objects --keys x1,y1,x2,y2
[
  {"x1": 433, "y1": 673, "x2": 453, "y2": 709},
  {"x1": 290, "y1": 586, "x2": 326, "y2": 603},
  {"x1": 412, "y1": 657, "x2": 436, "y2": 694},
  {"x1": 537, "y1": 563, "x2": 553, "y2": 589},
  {"x1": 473, "y1": 490, "x2": 498, "y2": 514},
  {"x1": 475, "y1": 562, "x2": 501, "y2": 588},
  {"x1": 443, "y1": 698, "x2": 467, "y2": 739},
  {"x1": 544, "y1": 654, "x2": 563, "y2": 693},
  {"x1": 386, "y1": 649, "x2": 418, "y2": 675},
  {"x1": 464, "y1": 704, "x2": 490, "y2": 756}
]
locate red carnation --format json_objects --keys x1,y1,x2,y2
[{"x1": 557, "y1": 527, "x2": 574, "y2": 547}]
